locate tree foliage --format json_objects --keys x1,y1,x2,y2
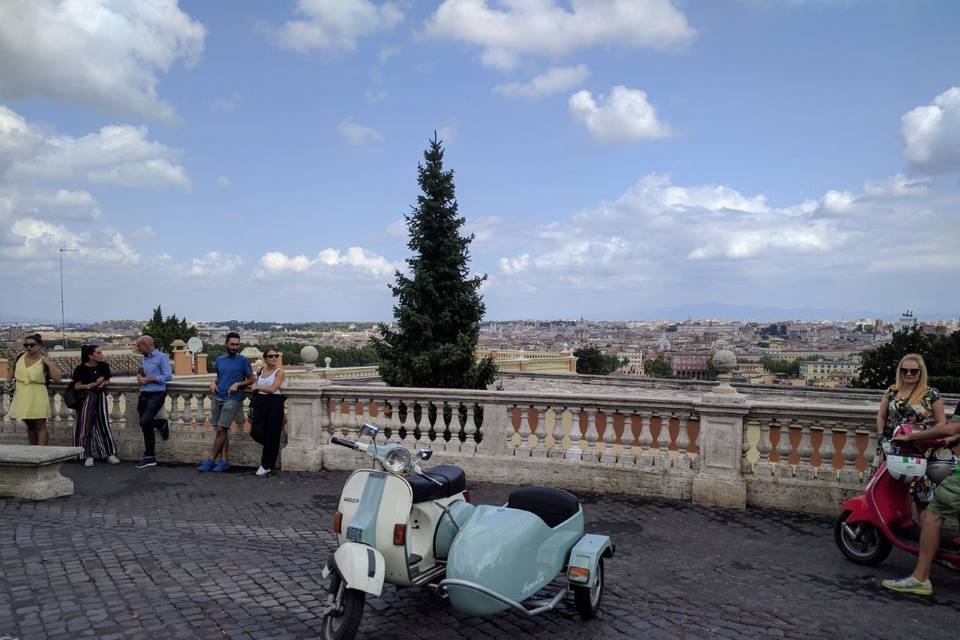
[
  {"x1": 854, "y1": 327, "x2": 960, "y2": 392},
  {"x1": 140, "y1": 305, "x2": 197, "y2": 353},
  {"x1": 372, "y1": 134, "x2": 496, "y2": 389},
  {"x1": 645, "y1": 356, "x2": 673, "y2": 378},
  {"x1": 573, "y1": 347, "x2": 623, "y2": 376},
  {"x1": 760, "y1": 356, "x2": 801, "y2": 377}
]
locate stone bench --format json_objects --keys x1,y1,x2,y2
[{"x1": 0, "y1": 444, "x2": 83, "y2": 500}]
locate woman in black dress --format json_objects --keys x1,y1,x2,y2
[{"x1": 72, "y1": 344, "x2": 120, "y2": 467}]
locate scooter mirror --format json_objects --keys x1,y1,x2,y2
[
  {"x1": 360, "y1": 423, "x2": 379, "y2": 439},
  {"x1": 417, "y1": 448, "x2": 433, "y2": 461}
]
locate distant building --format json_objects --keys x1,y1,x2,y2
[
  {"x1": 799, "y1": 360, "x2": 861, "y2": 385},
  {"x1": 671, "y1": 353, "x2": 709, "y2": 380},
  {"x1": 896, "y1": 311, "x2": 917, "y2": 332}
]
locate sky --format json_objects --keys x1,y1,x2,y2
[{"x1": 1, "y1": 0, "x2": 959, "y2": 323}]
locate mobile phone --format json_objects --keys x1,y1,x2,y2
[{"x1": 138, "y1": 367, "x2": 146, "y2": 376}]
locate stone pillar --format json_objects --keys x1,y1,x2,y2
[
  {"x1": 196, "y1": 353, "x2": 208, "y2": 374},
  {"x1": 477, "y1": 401, "x2": 512, "y2": 456},
  {"x1": 280, "y1": 377, "x2": 331, "y2": 471},
  {"x1": 692, "y1": 393, "x2": 750, "y2": 509},
  {"x1": 173, "y1": 350, "x2": 192, "y2": 376},
  {"x1": 0, "y1": 359, "x2": 8, "y2": 379}
]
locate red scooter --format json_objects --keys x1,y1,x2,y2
[{"x1": 835, "y1": 425, "x2": 960, "y2": 569}]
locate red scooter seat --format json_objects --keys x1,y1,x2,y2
[{"x1": 409, "y1": 464, "x2": 466, "y2": 503}]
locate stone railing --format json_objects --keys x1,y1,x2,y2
[
  {"x1": 477, "y1": 349, "x2": 577, "y2": 374},
  {"x1": 0, "y1": 377, "x2": 893, "y2": 514}
]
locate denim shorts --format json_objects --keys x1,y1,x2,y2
[
  {"x1": 211, "y1": 398, "x2": 243, "y2": 429},
  {"x1": 927, "y1": 472, "x2": 960, "y2": 519}
]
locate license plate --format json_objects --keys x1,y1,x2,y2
[{"x1": 346, "y1": 526, "x2": 362, "y2": 542}]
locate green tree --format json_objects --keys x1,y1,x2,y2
[
  {"x1": 372, "y1": 134, "x2": 496, "y2": 389},
  {"x1": 853, "y1": 327, "x2": 932, "y2": 389},
  {"x1": 759, "y1": 356, "x2": 801, "y2": 377},
  {"x1": 573, "y1": 347, "x2": 623, "y2": 376},
  {"x1": 140, "y1": 305, "x2": 197, "y2": 353},
  {"x1": 645, "y1": 356, "x2": 673, "y2": 378}
]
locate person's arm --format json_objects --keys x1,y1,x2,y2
[
  {"x1": 895, "y1": 418, "x2": 960, "y2": 442},
  {"x1": 229, "y1": 371, "x2": 257, "y2": 396},
  {"x1": 876, "y1": 391, "x2": 889, "y2": 435},
  {"x1": 151, "y1": 354, "x2": 173, "y2": 384},
  {"x1": 44, "y1": 357, "x2": 62, "y2": 383},
  {"x1": 930, "y1": 398, "x2": 947, "y2": 431},
  {"x1": 72, "y1": 366, "x2": 84, "y2": 391}
]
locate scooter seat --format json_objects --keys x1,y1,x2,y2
[
  {"x1": 507, "y1": 486, "x2": 580, "y2": 528},
  {"x1": 409, "y1": 464, "x2": 466, "y2": 503}
]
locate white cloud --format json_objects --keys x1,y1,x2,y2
[
  {"x1": 437, "y1": 124, "x2": 458, "y2": 144},
  {"x1": 0, "y1": 105, "x2": 190, "y2": 189},
  {"x1": 216, "y1": 176, "x2": 232, "y2": 190},
  {"x1": 569, "y1": 86, "x2": 672, "y2": 142},
  {"x1": 818, "y1": 190, "x2": 856, "y2": 214},
  {"x1": 0, "y1": 0, "x2": 205, "y2": 121},
  {"x1": 3, "y1": 216, "x2": 140, "y2": 265},
  {"x1": 379, "y1": 46, "x2": 402, "y2": 62},
  {"x1": 337, "y1": 117, "x2": 384, "y2": 145},
  {"x1": 426, "y1": 0, "x2": 694, "y2": 71},
  {"x1": 258, "y1": 247, "x2": 396, "y2": 278},
  {"x1": 0, "y1": 188, "x2": 102, "y2": 221},
  {"x1": 498, "y1": 253, "x2": 530, "y2": 274},
  {"x1": 270, "y1": 0, "x2": 403, "y2": 53},
  {"x1": 863, "y1": 173, "x2": 931, "y2": 198},
  {"x1": 494, "y1": 65, "x2": 590, "y2": 99},
  {"x1": 129, "y1": 226, "x2": 157, "y2": 241},
  {"x1": 182, "y1": 252, "x2": 243, "y2": 277},
  {"x1": 464, "y1": 215, "x2": 502, "y2": 244},
  {"x1": 901, "y1": 87, "x2": 960, "y2": 174}
]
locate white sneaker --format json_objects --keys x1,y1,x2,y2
[
  {"x1": 107, "y1": 455, "x2": 121, "y2": 465},
  {"x1": 84, "y1": 457, "x2": 94, "y2": 468},
  {"x1": 255, "y1": 466, "x2": 271, "y2": 477}
]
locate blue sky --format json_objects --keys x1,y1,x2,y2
[{"x1": 1, "y1": 0, "x2": 959, "y2": 323}]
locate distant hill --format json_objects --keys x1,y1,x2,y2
[{"x1": 590, "y1": 303, "x2": 956, "y2": 322}]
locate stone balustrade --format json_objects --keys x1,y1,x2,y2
[{"x1": 0, "y1": 377, "x2": 890, "y2": 514}]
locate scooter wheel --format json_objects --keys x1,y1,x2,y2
[
  {"x1": 834, "y1": 510, "x2": 892, "y2": 566},
  {"x1": 573, "y1": 557, "x2": 604, "y2": 619},
  {"x1": 322, "y1": 576, "x2": 366, "y2": 640}
]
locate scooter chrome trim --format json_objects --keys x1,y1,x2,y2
[{"x1": 437, "y1": 578, "x2": 569, "y2": 616}]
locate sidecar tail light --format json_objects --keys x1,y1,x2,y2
[
  {"x1": 393, "y1": 524, "x2": 407, "y2": 546},
  {"x1": 333, "y1": 511, "x2": 342, "y2": 534},
  {"x1": 568, "y1": 566, "x2": 589, "y2": 583},
  {"x1": 463, "y1": 490, "x2": 471, "y2": 503}
]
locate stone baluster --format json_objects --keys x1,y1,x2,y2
[
  {"x1": 775, "y1": 422, "x2": 794, "y2": 478},
  {"x1": 462, "y1": 403, "x2": 477, "y2": 454},
  {"x1": 58, "y1": 390, "x2": 72, "y2": 422},
  {"x1": 820, "y1": 427, "x2": 837, "y2": 480},
  {"x1": 755, "y1": 418, "x2": 773, "y2": 476},
  {"x1": 400, "y1": 400, "x2": 417, "y2": 449},
  {"x1": 618, "y1": 411, "x2": 638, "y2": 467},
  {"x1": 549, "y1": 407, "x2": 565, "y2": 458},
  {"x1": 358, "y1": 398, "x2": 372, "y2": 441},
  {"x1": 532, "y1": 405, "x2": 549, "y2": 457},
  {"x1": 864, "y1": 430, "x2": 878, "y2": 469},
  {"x1": 795, "y1": 423, "x2": 815, "y2": 480},
  {"x1": 345, "y1": 397, "x2": 359, "y2": 436},
  {"x1": 840, "y1": 424, "x2": 861, "y2": 483},
  {"x1": 600, "y1": 410, "x2": 618, "y2": 464},
  {"x1": 450, "y1": 402, "x2": 465, "y2": 452},
  {"x1": 109, "y1": 392, "x2": 123, "y2": 424},
  {"x1": 564, "y1": 406, "x2": 583, "y2": 461},
  {"x1": 516, "y1": 404, "x2": 532, "y2": 456},
  {"x1": 675, "y1": 412, "x2": 691, "y2": 470},
  {"x1": 637, "y1": 412, "x2": 655, "y2": 467},
  {"x1": 656, "y1": 413, "x2": 671, "y2": 469},
  {"x1": 385, "y1": 399, "x2": 403, "y2": 444},
  {"x1": 410, "y1": 400, "x2": 425, "y2": 449},
  {"x1": 582, "y1": 408, "x2": 599, "y2": 463},
  {"x1": 168, "y1": 393, "x2": 181, "y2": 427},
  {"x1": 181, "y1": 393, "x2": 194, "y2": 427},
  {"x1": 329, "y1": 396, "x2": 343, "y2": 437}
]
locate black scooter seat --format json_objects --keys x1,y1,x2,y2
[
  {"x1": 409, "y1": 465, "x2": 466, "y2": 503},
  {"x1": 507, "y1": 486, "x2": 580, "y2": 528}
]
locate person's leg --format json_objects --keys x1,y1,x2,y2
[
  {"x1": 35, "y1": 419, "x2": 49, "y2": 446},
  {"x1": 138, "y1": 394, "x2": 162, "y2": 458},
  {"x1": 25, "y1": 419, "x2": 38, "y2": 445},
  {"x1": 210, "y1": 427, "x2": 227, "y2": 461},
  {"x1": 262, "y1": 400, "x2": 283, "y2": 471},
  {"x1": 913, "y1": 508, "x2": 943, "y2": 583}
]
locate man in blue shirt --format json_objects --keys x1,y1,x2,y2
[
  {"x1": 134, "y1": 335, "x2": 173, "y2": 469},
  {"x1": 198, "y1": 332, "x2": 254, "y2": 472}
]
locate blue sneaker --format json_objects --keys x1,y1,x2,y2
[
  {"x1": 212, "y1": 460, "x2": 230, "y2": 473},
  {"x1": 197, "y1": 458, "x2": 214, "y2": 472}
]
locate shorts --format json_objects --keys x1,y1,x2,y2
[
  {"x1": 927, "y1": 472, "x2": 960, "y2": 519},
  {"x1": 211, "y1": 398, "x2": 243, "y2": 430}
]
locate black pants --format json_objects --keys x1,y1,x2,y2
[
  {"x1": 252, "y1": 394, "x2": 285, "y2": 470},
  {"x1": 137, "y1": 392, "x2": 166, "y2": 457}
]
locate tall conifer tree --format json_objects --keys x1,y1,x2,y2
[{"x1": 373, "y1": 134, "x2": 496, "y2": 389}]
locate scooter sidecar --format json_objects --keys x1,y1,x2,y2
[{"x1": 443, "y1": 486, "x2": 611, "y2": 617}]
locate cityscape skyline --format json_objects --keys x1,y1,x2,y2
[{"x1": 1, "y1": 1, "x2": 959, "y2": 321}]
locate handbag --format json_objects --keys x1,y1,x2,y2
[{"x1": 63, "y1": 385, "x2": 81, "y2": 410}]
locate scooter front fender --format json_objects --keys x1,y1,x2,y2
[
  {"x1": 840, "y1": 494, "x2": 871, "y2": 523},
  {"x1": 333, "y1": 543, "x2": 385, "y2": 597}
]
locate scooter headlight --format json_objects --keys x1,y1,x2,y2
[{"x1": 383, "y1": 447, "x2": 412, "y2": 473}]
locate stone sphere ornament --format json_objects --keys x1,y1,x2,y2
[
  {"x1": 712, "y1": 349, "x2": 737, "y2": 374},
  {"x1": 300, "y1": 345, "x2": 319, "y2": 366}
]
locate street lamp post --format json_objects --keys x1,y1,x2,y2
[{"x1": 59, "y1": 247, "x2": 78, "y2": 348}]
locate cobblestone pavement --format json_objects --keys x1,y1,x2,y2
[{"x1": 1, "y1": 464, "x2": 959, "y2": 640}]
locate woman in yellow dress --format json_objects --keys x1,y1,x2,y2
[{"x1": 6, "y1": 333, "x2": 62, "y2": 445}]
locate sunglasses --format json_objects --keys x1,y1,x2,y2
[
  {"x1": 265, "y1": 354, "x2": 278, "y2": 358},
  {"x1": 900, "y1": 368, "x2": 921, "y2": 375},
  {"x1": 23, "y1": 343, "x2": 38, "y2": 348}
]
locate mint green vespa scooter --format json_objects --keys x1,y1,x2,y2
[{"x1": 320, "y1": 424, "x2": 614, "y2": 640}]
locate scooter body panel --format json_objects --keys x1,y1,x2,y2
[
  {"x1": 567, "y1": 534, "x2": 614, "y2": 589},
  {"x1": 337, "y1": 469, "x2": 413, "y2": 586},
  {"x1": 445, "y1": 504, "x2": 584, "y2": 616},
  {"x1": 334, "y1": 543, "x2": 386, "y2": 596}
]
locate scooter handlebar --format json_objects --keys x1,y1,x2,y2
[{"x1": 331, "y1": 436, "x2": 358, "y2": 449}]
